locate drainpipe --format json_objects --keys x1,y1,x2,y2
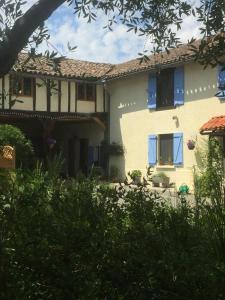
[{"x1": 102, "y1": 79, "x2": 111, "y2": 178}]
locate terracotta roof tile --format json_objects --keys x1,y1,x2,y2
[
  {"x1": 105, "y1": 41, "x2": 200, "y2": 79},
  {"x1": 200, "y1": 116, "x2": 225, "y2": 133},
  {"x1": 15, "y1": 53, "x2": 113, "y2": 80},
  {"x1": 14, "y1": 40, "x2": 200, "y2": 80}
]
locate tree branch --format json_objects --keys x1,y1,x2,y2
[{"x1": 0, "y1": 0, "x2": 65, "y2": 78}]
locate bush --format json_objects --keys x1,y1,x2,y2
[
  {"x1": 0, "y1": 124, "x2": 34, "y2": 168},
  {"x1": 0, "y1": 162, "x2": 224, "y2": 299}
]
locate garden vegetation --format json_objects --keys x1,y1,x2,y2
[{"x1": 0, "y1": 127, "x2": 225, "y2": 299}]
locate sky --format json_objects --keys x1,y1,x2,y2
[{"x1": 25, "y1": 1, "x2": 201, "y2": 64}]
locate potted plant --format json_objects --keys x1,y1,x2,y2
[
  {"x1": 108, "y1": 142, "x2": 124, "y2": 156},
  {"x1": 129, "y1": 169, "x2": 142, "y2": 184},
  {"x1": 187, "y1": 139, "x2": 195, "y2": 150}
]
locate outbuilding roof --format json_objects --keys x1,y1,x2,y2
[{"x1": 200, "y1": 116, "x2": 225, "y2": 134}]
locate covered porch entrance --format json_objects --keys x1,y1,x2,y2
[
  {"x1": 200, "y1": 115, "x2": 225, "y2": 165},
  {"x1": 0, "y1": 110, "x2": 108, "y2": 177}
]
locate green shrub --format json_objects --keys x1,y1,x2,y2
[
  {"x1": 129, "y1": 169, "x2": 142, "y2": 179},
  {"x1": 109, "y1": 165, "x2": 119, "y2": 181},
  {"x1": 0, "y1": 124, "x2": 34, "y2": 168},
  {"x1": 0, "y1": 164, "x2": 224, "y2": 299}
]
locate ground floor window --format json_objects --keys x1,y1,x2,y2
[
  {"x1": 159, "y1": 134, "x2": 173, "y2": 165},
  {"x1": 148, "y1": 132, "x2": 183, "y2": 166}
]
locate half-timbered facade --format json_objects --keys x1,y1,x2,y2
[{"x1": 0, "y1": 54, "x2": 112, "y2": 176}]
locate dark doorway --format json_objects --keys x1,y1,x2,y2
[
  {"x1": 80, "y1": 138, "x2": 88, "y2": 175},
  {"x1": 68, "y1": 138, "x2": 75, "y2": 177}
]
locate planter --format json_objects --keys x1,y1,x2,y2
[
  {"x1": 187, "y1": 140, "x2": 195, "y2": 150},
  {"x1": 161, "y1": 177, "x2": 170, "y2": 188},
  {"x1": 129, "y1": 170, "x2": 142, "y2": 184},
  {"x1": 152, "y1": 173, "x2": 170, "y2": 188},
  {"x1": 107, "y1": 143, "x2": 124, "y2": 156},
  {"x1": 133, "y1": 176, "x2": 142, "y2": 184}
]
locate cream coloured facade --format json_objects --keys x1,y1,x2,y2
[{"x1": 108, "y1": 62, "x2": 223, "y2": 188}]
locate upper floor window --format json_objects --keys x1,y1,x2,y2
[
  {"x1": 12, "y1": 76, "x2": 33, "y2": 97},
  {"x1": 77, "y1": 83, "x2": 96, "y2": 101},
  {"x1": 157, "y1": 68, "x2": 174, "y2": 108},
  {"x1": 148, "y1": 66, "x2": 184, "y2": 109},
  {"x1": 216, "y1": 65, "x2": 225, "y2": 99}
]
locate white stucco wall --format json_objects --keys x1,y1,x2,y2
[
  {"x1": 36, "y1": 78, "x2": 47, "y2": 111},
  {"x1": 61, "y1": 80, "x2": 68, "y2": 112},
  {"x1": 109, "y1": 62, "x2": 222, "y2": 188},
  {"x1": 50, "y1": 80, "x2": 58, "y2": 112}
]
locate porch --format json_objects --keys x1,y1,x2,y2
[{"x1": 0, "y1": 109, "x2": 108, "y2": 177}]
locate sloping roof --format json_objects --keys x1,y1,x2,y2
[
  {"x1": 15, "y1": 53, "x2": 113, "y2": 80},
  {"x1": 200, "y1": 116, "x2": 225, "y2": 134},
  {"x1": 14, "y1": 40, "x2": 200, "y2": 81},
  {"x1": 105, "y1": 42, "x2": 199, "y2": 79}
]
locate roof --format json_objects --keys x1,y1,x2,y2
[
  {"x1": 14, "y1": 40, "x2": 200, "y2": 81},
  {"x1": 106, "y1": 41, "x2": 200, "y2": 79},
  {"x1": 15, "y1": 53, "x2": 113, "y2": 80},
  {"x1": 200, "y1": 116, "x2": 225, "y2": 134}
]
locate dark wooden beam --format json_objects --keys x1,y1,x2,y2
[
  {"x1": 9, "y1": 75, "x2": 12, "y2": 110},
  {"x1": 75, "y1": 82, "x2": 78, "y2": 113},
  {"x1": 95, "y1": 85, "x2": 97, "y2": 112},
  {"x1": 33, "y1": 78, "x2": 36, "y2": 111},
  {"x1": 46, "y1": 79, "x2": 51, "y2": 112},
  {"x1": 103, "y1": 85, "x2": 106, "y2": 112},
  {"x1": 68, "y1": 81, "x2": 71, "y2": 113},
  {"x1": 58, "y1": 80, "x2": 61, "y2": 112},
  {"x1": 1, "y1": 76, "x2": 5, "y2": 109}
]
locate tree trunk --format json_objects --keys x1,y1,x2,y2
[{"x1": 0, "y1": 0, "x2": 65, "y2": 78}]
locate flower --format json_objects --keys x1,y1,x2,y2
[
  {"x1": 187, "y1": 139, "x2": 195, "y2": 149},
  {"x1": 47, "y1": 137, "x2": 56, "y2": 149}
]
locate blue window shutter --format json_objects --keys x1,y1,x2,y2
[
  {"x1": 148, "y1": 135, "x2": 157, "y2": 165},
  {"x1": 173, "y1": 133, "x2": 183, "y2": 166},
  {"x1": 217, "y1": 65, "x2": 225, "y2": 99},
  {"x1": 174, "y1": 66, "x2": 184, "y2": 106},
  {"x1": 148, "y1": 74, "x2": 157, "y2": 109},
  {"x1": 88, "y1": 146, "x2": 94, "y2": 167}
]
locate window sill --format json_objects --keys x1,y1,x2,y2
[
  {"x1": 156, "y1": 165, "x2": 175, "y2": 170},
  {"x1": 156, "y1": 105, "x2": 176, "y2": 111}
]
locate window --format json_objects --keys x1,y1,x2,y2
[
  {"x1": 148, "y1": 66, "x2": 184, "y2": 109},
  {"x1": 157, "y1": 69, "x2": 174, "y2": 108},
  {"x1": 77, "y1": 83, "x2": 96, "y2": 101},
  {"x1": 148, "y1": 133, "x2": 183, "y2": 166},
  {"x1": 216, "y1": 65, "x2": 225, "y2": 99},
  {"x1": 159, "y1": 134, "x2": 173, "y2": 165},
  {"x1": 12, "y1": 76, "x2": 32, "y2": 97}
]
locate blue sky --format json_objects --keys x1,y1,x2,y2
[{"x1": 26, "y1": 1, "x2": 201, "y2": 64}]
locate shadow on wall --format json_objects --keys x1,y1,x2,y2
[
  {"x1": 185, "y1": 64, "x2": 218, "y2": 102},
  {"x1": 194, "y1": 138, "x2": 209, "y2": 172}
]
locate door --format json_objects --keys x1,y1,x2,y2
[{"x1": 80, "y1": 138, "x2": 89, "y2": 176}]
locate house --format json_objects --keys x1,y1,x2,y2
[
  {"x1": 0, "y1": 42, "x2": 225, "y2": 187},
  {"x1": 0, "y1": 53, "x2": 112, "y2": 176}
]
